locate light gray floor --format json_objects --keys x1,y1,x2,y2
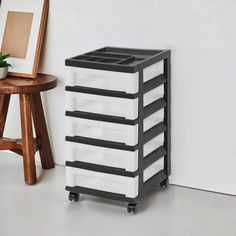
[{"x1": 0, "y1": 152, "x2": 236, "y2": 236}]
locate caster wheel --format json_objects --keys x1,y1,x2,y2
[
  {"x1": 160, "y1": 179, "x2": 169, "y2": 189},
  {"x1": 127, "y1": 203, "x2": 137, "y2": 214},
  {"x1": 69, "y1": 192, "x2": 80, "y2": 202}
]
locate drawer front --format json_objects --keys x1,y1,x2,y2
[
  {"x1": 66, "y1": 61, "x2": 163, "y2": 93},
  {"x1": 66, "y1": 85, "x2": 164, "y2": 120},
  {"x1": 66, "y1": 142, "x2": 139, "y2": 171},
  {"x1": 66, "y1": 166, "x2": 139, "y2": 198},
  {"x1": 66, "y1": 157, "x2": 164, "y2": 198},
  {"x1": 66, "y1": 109, "x2": 164, "y2": 146},
  {"x1": 66, "y1": 134, "x2": 164, "y2": 172}
]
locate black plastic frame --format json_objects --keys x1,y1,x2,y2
[{"x1": 65, "y1": 47, "x2": 171, "y2": 205}]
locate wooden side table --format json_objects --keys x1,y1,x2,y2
[{"x1": 0, "y1": 74, "x2": 57, "y2": 185}]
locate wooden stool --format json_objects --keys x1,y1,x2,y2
[{"x1": 0, "y1": 74, "x2": 57, "y2": 185}]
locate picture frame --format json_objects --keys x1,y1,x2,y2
[{"x1": 0, "y1": 0, "x2": 49, "y2": 78}]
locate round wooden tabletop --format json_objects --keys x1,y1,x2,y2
[{"x1": 0, "y1": 74, "x2": 57, "y2": 94}]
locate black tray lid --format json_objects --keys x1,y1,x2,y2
[{"x1": 65, "y1": 47, "x2": 170, "y2": 73}]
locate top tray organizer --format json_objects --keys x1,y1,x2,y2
[{"x1": 65, "y1": 47, "x2": 170, "y2": 73}]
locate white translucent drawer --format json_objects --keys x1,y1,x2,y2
[
  {"x1": 66, "y1": 133, "x2": 164, "y2": 172},
  {"x1": 66, "y1": 157, "x2": 164, "y2": 198},
  {"x1": 66, "y1": 109, "x2": 164, "y2": 146},
  {"x1": 66, "y1": 85, "x2": 164, "y2": 120},
  {"x1": 66, "y1": 61, "x2": 163, "y2": 93}
]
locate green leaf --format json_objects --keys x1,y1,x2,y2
[
  {"x1": 0, "y1": 52, "x2": 11, "y2": 67},
  {"x1": 0, "y1": 61, "x2": 10, "y2": 67}
]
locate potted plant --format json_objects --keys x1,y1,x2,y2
[{"x1": 0, "y1": 53, "x2": 11, "y2": 79}]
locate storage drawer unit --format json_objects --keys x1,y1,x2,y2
[{"x1": 65, "y1": 47, "x2": 171, "y2": 213}]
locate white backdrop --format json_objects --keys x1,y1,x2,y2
[{"x1": 4, "y1": 0, "x2": 236, "y2": 195}]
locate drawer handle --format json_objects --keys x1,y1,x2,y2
[
  {"x1": 66, "y1": 136, "x2": 138, "y2": 151},
  {"x1": 66, "y1": 110, "x2": 138, "y2": 125}
]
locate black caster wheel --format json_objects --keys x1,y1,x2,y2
[
  {"x1": 68, "y1": 192, "x2": 80, "y2": 202},
  {"x1": 160, "y1": 179, "x2": 169, "y2": 189},
  {"x1": 127, "y1": 203, "x2": 137, "y2": 214}
]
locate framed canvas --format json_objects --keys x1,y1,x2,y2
[{"x1": 0, "y1": 0, "x2": 49, "y2": 78}]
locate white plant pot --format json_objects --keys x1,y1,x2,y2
[{"x1": 0, "y1": 67, "x2": 8, "y2": 79}]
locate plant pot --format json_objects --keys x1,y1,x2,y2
[{"x1": 0, "y1": 67, "x2": 8, "y2": 79}]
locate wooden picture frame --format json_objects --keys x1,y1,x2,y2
[{"x1": 0, "y1": 0, "x2": 49, "y2": 78}]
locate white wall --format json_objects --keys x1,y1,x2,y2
[{"x1": 4, "y1": 0, "x2": 236, "y2": 195}]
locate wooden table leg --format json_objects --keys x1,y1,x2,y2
[
  {"x1": 30, "y1": 93, "x2": 54, "y2": 169},
  {"x1": 0, "y1": 94, "x2": 11, "y2": 137},
  {"x1": 20, "y1": 94, "x2": 37, "y2": 185}
]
